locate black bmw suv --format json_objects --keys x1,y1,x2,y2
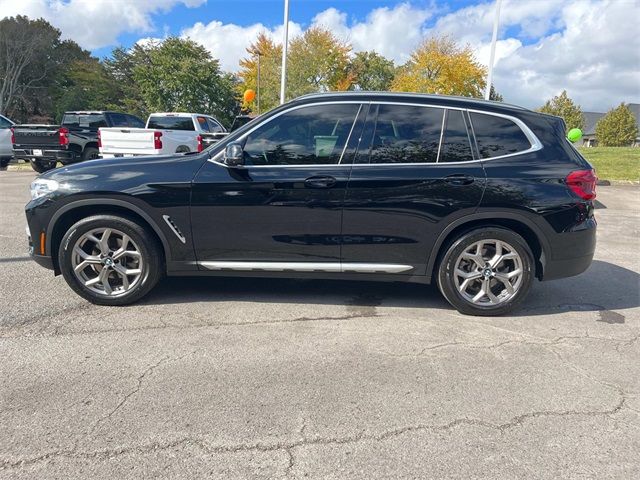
[{"x1": 25, "y1": 92, "x2": 597, "y2": 316}]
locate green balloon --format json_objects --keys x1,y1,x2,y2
[{"x1": 567, "y1": 128, "x2": 583, "y2": 143}]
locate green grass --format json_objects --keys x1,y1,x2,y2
[{"x1": 578, "y1": 147, "x2": 640, "y2": 182}]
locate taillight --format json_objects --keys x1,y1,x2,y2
[
  {"x1": 196, "y1": 135, "x2": 203, "y2": 152},
  {"x1": 154, "y1": 131, "x2": 163, "y2": 150},
  {"x1": 59, "y1": 127, "x2": 69, "y2": 146},
  {"x1": 97, "y1": 129, "x2": 102, "y2": 148},
  {"x1": 10, "y1": 127, "x2": 15, "y2": 145},
  {"x1": 566, "y1": 169, "x2": 597, "y2": 200}
]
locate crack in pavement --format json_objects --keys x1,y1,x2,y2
[
  {"x1": 375, "y1": 332, "x2": 640, "y2": 358},
  {"x1": 73, "y1": 349, "x2": 202, "y2": 454},
  {"x1": 1, "y1": 396, "x2": 628, "y2": 471},
  {"x1": 0, "y1": 311, "x2": 383, "y2": 340}
]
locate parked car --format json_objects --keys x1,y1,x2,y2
[
  {"x1": 12, "y1": 111, "x2": 145, "y2": 173},
  {"x1": 0, "y1": 114, "x2": 15, "y2": 168},
  {"x1": 98, "y1": 113, "x2": 227, "y2": 158},
  {"x1": 25, "y1": 92, "x2": 597, "y2": 315}
]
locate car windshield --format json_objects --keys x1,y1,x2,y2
[{"x1": 147, "y1": 116, "x2": 195, "y2": 131}]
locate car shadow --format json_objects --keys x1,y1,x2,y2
[{"x1": 140, "y1": 260, "x2": 639, "y2": 318}]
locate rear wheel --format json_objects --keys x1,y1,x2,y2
[
  {"x1": 437, "y1": 227, "x2": 534, "y2": 316},
  {"x1": 30, "y1": 159, "x2": 56, "y2": 173},
  {"x1": 82, "y1": 147, "x2": 100, "y2": 161},
  {"x1": 58, "y1": 215, "x2": 163, "y2": 305},
  {"x1": 0, "y1": 158, "x2": 10, "y2": 169}
]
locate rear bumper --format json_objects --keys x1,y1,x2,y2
[
  {"x1": 541, "y1": 218, "x2": 597, "y2": 281},
  {"x1": 13, "y1": 148, "x2": 76, "y2": 162}
]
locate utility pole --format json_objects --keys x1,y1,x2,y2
[
  {"x1": 280, "y1": 0, "x2": 290, "y2": 105},
  {"x1": 485, "y1": 0, "x2": 502, "y2": 100}
]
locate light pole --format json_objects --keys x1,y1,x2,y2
[
  {"x1": 256, "y1": 51, "x2": 261, "y2": 114},
  {"x1": 280, "y1": 0, "x2": 290, "y2": 105},
  {"x1": 485, "y1": 0, "x2": 502, "y2": 100}
]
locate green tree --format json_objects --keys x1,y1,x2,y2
[
  {"x1": 103, "y1": 45, "x2": 150, "y2": 119},
  {"x1": 238, "y1": 33, "x2": 282, "y2": 113},
  {"x1": 538, "y1": 90, "x2": 585, "y2": 133},
  {"x1": 133, "y1": 37, "x2": 239, "y2": 125},
  {"x1": 489, "y1": 85, "x2": 503, "y2": 102},
  {"x1": 348, "y1": 51, "x2": 395, "y2": 91},
  {"x1": 0, "y1": 15, "x2": 89, "y2": 121},
  {"x1": 595, "y1": 103, "x2": 639, "y2": 147},
  {"x1": 391, "y1": 35, "x2": 486, "y2": 97},
  {"x1": 286, "y1": 27, "x2": 352, "y2": 99}
]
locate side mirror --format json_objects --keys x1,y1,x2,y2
[{"x1": 224, "y1": 142, "x2": 244, "y2": 167}]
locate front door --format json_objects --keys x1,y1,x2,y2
[
  {"x1": 342, "y1": 103, "x2": 486, "y2": 275},
  {"x1": 191, "y1": 102, "x2": 364, "y2": 270}
]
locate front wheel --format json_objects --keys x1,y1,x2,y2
[
  {"x1": 437, "y1": 227, "x2": 534, "y2": 316},
  {"x1": 82, "y1": 147, "x2": 100, "y2": 161},
  {"x1": 30, "y1": 159, "x2": 56, "y2": 173},
  {"x1": 58, "y1": 215, "x2": 163, "y2": 306}
]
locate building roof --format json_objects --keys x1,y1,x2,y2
[{"x1": 583, "y1": 103, "x2": 640, "y2": 137}]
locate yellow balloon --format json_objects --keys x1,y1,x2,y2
[{"x1": 243, "y1": 89, "x2": 256, "y2": 103}]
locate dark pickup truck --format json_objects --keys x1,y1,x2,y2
[{"x1": 12, "y1": 111, "x2": 145, "y2": 173}]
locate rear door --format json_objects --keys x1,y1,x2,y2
[
  {"x1": 342, "y1": 103, "x2": 486, "y2": 275},
  {"x1": 190, "y1": 102, "x2": 364, "y2": 268}
]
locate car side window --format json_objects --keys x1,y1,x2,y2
[
  {"x1": 242, "y1": 104, "x2": 360, "y2": 166},
  {"x1": 127, "y1": 115, "x2": 145, "y2": 128},
  {"x1": 207, "y1": 117, "x2": 224, "y2": 133},
  {"x1": 368, "y1": 104, "x2": 443, "y2": 164},
  {"x1": 439, "y1": 110, "x2": 474, "y2": 163},
  {"x1": 469, "y1": 112, "x2": 532, "y2": 158},
  {"x1": 196, "y1": 116, "x2": 210, "y2": 132},
  {"x1": 109, "y1": 113, "x2": 128, "y2": 127}
]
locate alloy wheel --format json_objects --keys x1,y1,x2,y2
[
  {"x1": 453, "y1": 239, "x2": 523, "y2": 306},
  {"x1": 71, "y1": 227, "x2": 144, "y2": 296}
]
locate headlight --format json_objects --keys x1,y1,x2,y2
[{"x1": 30, "y1": 179, "x2": 59, "y2": 200}]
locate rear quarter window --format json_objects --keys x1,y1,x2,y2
[
  {"x1": 470, "y1": 112, "x2": 532, "y2": 158},
  {"x1": 147, "y1": 116, "x2": 195, "y2": 131},
  {"x1": 63, "y1": 114, "x2": 107, "y2": 129}
]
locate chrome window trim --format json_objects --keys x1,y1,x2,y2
[
  {"x1": 198, "y1": 261, "x2": 413, "y2": 274},
  {"x1": 209, "y1": 100, "x2": 543, "y2": 169}
]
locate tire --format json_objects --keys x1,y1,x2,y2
[
  {"x1": 58, "y1": 215, "x2": 163, "y2": 306},
  {"x1": 82, "y1": 147, "x2": 100, "y2": 161},
  {"x1": 30, "y1": 159, "x2": 56, "y2": 173},
  {"x1": 175, "y1": 146, "x2": 190, "y2": 153},
  {"x1": 0, "y1": 158, "x2": 10, "y2": 169},
  {"x1": 437, "y1": 227, "x2": 534, "y2": 316}
]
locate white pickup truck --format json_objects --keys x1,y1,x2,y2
[
  {"x1": 0, "y1": 114, "x2": 15, "y2": 168},
  {"x1": 98, "y1": 113, "x2": 227, "y2": 158}
]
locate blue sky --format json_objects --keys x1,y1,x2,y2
[
  {"x1": 93, "y1": 0, "x2": 479, "y2": 57},
  {"x1": 1, "y1": 0, "x2": 638, "y2": 111}
]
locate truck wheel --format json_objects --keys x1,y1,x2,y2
[
  {"x1": 58, "y1": 215, "x2": 163, "y2": 306},
  {"x1": 82, "y1": 147, "x2": 100, "y2": 161},
  {"x1": 0, "y1": 158, "x2": 10, "y2": 169},
  {"x1": 436, "y1": 227, "x2": 534, "y2": 316},
  {"x1": 30, "y1": 159, "x2": 56, "y2": 173}
]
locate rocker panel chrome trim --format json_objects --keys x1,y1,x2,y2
[{"x1": 198, "y1": 261, "x2": 413, "y2": 273}]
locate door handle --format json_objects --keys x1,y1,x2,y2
[
  {"x1": 304, "y1": 176, "x2": 337, "y2": 189},
  {"x1": 444, "y1": 174, "x2": 475, "y2": 186}
]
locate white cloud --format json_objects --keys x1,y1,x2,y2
[
  {"x1": 180, "y1": 20, "x2": 303, "y2": 72},
  {"x1": 311, "y1": 4, "x2": 434, "y2": 64},
  {"x1": 0, "y1": 0, "x2": 206, "y2": 50}
]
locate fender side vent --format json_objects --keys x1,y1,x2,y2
[{"x1": 162, "y1": 215, "x2": 186, "y2": 244}]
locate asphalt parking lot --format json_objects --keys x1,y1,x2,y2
[{"x1": 1, "y1": 170, "x2": 638, "y2": 479}]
